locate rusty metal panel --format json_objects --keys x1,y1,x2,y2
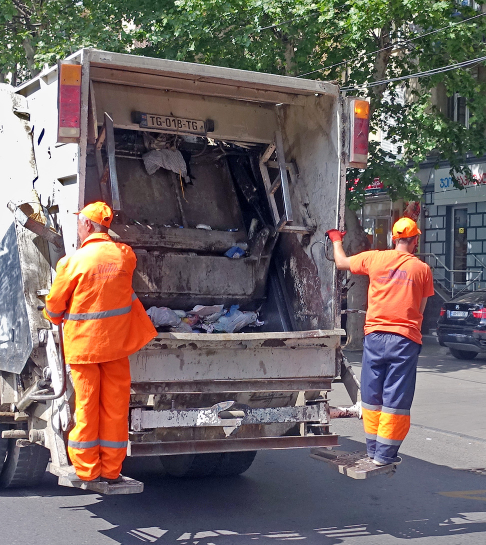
[
  {"x1": 110, "y1": 224, "x2": 247, "y2": 253},
  {"x1": 128, "y1": 434, "x2": 339, "y2": 456},
  {"x1": 115, "y1": 154, "x2": 245, "y2": 231},
  {"x1": 130, "y1": 331, "x2": 341, "y2": 382},
  {"x1": 132, "y1": 253, "x2": 270, "y2": 308},
  {"x1": 131, "y1": 403, "x2": 328, "y2": 431},
  {"x1": 130, "y1": 378, "x2": 332, "y2": 394}
]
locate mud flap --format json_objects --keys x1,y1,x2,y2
[{"x1": 310, "y1": 449, "x2": 399, "y2": 479}]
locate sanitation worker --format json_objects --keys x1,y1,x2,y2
[
  {"x1": 327, "y1": 217, "x2": 434, "y2": 466},
  {"x1": 43, "y1": 202, "x2": 157, "y2": 483}
]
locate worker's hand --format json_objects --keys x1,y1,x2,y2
[{"x1": 326, "y1": 229, "x2": 347, "y2": 243}]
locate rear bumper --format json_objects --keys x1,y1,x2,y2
[
  {"x1": 437, "y1": 327, "x2": 486, "y2": 353},
  {"x1": 128, "y1": 435, "x2": 339, "y2": 456}
]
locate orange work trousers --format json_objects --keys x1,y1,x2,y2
[{"x1": 68, "y1": 357, "x2": 131, "y2": 481}]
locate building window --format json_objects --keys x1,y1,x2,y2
[{"x1": 447, "y1": 93, "x2": 469, "y2": 128}]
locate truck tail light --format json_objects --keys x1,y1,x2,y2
[
  {"x1": 348, "y1": 98, "x2": 370, "y2": 169},
  {"x1": 439, "y1": 307, "x2": 445, "y2": 316},
  {"x1": 472, "y1": 308, "x2": 486, "y2": 319},
  {"x1": 57, "y1": 62, "x2": 82, "y2": 143}
]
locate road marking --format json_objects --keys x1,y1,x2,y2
[{"x1": 439, "y1": 490, "x2": 486, "y2": 502}]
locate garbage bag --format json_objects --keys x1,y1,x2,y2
[
  {"x1": 171, "y1": 321, "x2": 194, "y2": 333},
  {"x1": 146, "y1": 306, "x2": 181, "y2": 328},
  {"x1": 142, "y1": 149, "x2": 190, "y2": 183},
  {"x1": 213, "y1": 309, "x2": 259, "y2": 333},
  {"x1": 191, "y1": 305, "x2": 224, "y2": 317}
]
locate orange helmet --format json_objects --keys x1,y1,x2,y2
[
  {"x1": 75, "y1": 201, "x2": 113, "y2": 228},
  {"x1": 392, "y1": 217, "x2": 421, "y2": 241}
]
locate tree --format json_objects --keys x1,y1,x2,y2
[{"x1": 0, "y1": 0, "x2": 131, "y2": 83}]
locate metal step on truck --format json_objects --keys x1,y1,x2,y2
[{"x1": 0, "y1": 49, "x2": 394, "y2": 495}]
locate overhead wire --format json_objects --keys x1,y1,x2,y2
[
  {"x1": 340, "y1": 54, "x2": 486, "y2": 91},
  {"x1": 297, "y1": 11, "x2": 486, "y2": 78}
]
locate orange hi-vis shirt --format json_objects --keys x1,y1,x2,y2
[
  {"x1": 43, "y1": 233, "x2": 157, "y2": 364},
  {"x1": 349, "y1": 250, "x2": 434, "y2": 344}
]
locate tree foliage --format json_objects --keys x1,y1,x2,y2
[
  {"x1": 3, "y1": 0, "x2": 486, "y2": 207},
  {"x1": 0, "y1": 1, "x2": 129, "y2": 84}
]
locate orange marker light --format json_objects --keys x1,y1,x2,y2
[{"x1": 354, "y1": 100, "x2": 370, "y2": 119}]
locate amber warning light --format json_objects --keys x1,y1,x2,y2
[
  {"x1": 349, "y1": 98, "x2": 370, "y2": 168},
  {"x1": 57, "y1": 62, "x2": 82, "y2": 143}
]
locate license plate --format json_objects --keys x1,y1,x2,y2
[
  {"x1": 138, "y1": 113, "x2": 206, "y2": 135},
  {"x1": 448, "y1": 310, "x2": 468, "y2": 318}
]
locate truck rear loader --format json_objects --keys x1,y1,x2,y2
[{"x1": 0, "y1": 49, "x2": 389, "y2": 494}]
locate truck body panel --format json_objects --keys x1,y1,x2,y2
[{"x1": 0, "y1": 49, "x2": 375, "y2": 490}]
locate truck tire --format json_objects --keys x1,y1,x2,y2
[
  {"x1": 213, "y1": 451, "x2": 257, "y2": 476},
  {"x1": 160, "y1": 453, "x2": 222, "y2": 477},
  {"x1": 449, "y1": 348, "x2": 478, "y2": 360},
  {"x1": 0, "y1": 440, "x2": 50, "y2": 488},
  {"x1": 0, "y1": 425, "x2": 9, "y2": 475}
]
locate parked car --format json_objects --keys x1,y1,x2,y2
[{"x1": 437, "y1": 290, "x2": 486, "y2": 360}]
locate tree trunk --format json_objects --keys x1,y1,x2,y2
[
  {"x1": 343, "y1": 206, "x2": 370, "y2": 350},
  {"x1": 23, "y1": 37, "x2": 40, "y2": 78}
]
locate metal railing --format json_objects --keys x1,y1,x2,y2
[{"x1": 417, "y1": 252, "x2": 486, "y2": 300}]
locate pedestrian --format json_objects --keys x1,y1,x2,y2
[
  {"x1": 43, "y1": 201, "x2": 157, "y2": 483},
  {"x1": 326, "y1": 217, "x2": 434, "y2": 466}
]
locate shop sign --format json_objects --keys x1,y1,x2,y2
[
  {"x1": 434, "y1": 163, "x2": 486, "y2": 205},
  {"x1": 349, "y1": 177, "x2": 386, "y2": 194},
  {"x1": 366, "y1": 178, "x2": 384, "y2": 193}
]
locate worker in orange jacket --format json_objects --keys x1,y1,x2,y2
[
  {"x1": 327, "y1": 218, "x2": 434, "y2": 466},
  {"x1": 43, "y1": 202, "x2": 157, "y2": 483}
]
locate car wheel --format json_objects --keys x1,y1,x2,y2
[{"x1": 449, "y1": 348, "x2": 478, "y2": 360}]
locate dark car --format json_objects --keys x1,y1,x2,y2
[{"x1": 437, "y1": 289, "x2": 486, "y2": 360}]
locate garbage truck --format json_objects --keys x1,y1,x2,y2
[{"x1": 0, "y1": 49, "x2": 387, "y2": 495}]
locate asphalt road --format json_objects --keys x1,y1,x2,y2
[{"x1": 1, "y1": 339, "x2": 486, "y2": 545}]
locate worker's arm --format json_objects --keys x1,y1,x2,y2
[
  {"x1": 43, "y1": 258, "x2": 76, "y2": 325},
  {"x1": 332, "y1": 241, "x2": 351, "y2": 270},
  {"x1": 326, "y1": 230, "x2": 351, "y2": 270},
  {"x1": 419, "y1": 297, "x2": 428, "y2": 315}
]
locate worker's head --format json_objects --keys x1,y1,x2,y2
[
  {"x1": 392, "y1": 217, "x2": 421, "y2": 254},
  {"x1": 75, "y1": 202, "x2": 113, "y2": 243}
]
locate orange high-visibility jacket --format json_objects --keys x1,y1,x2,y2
[{"x1": 43, "y1": 233, "x2": 156, "y2": 364}]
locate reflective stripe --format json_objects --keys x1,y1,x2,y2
[
  {"x1": 100, "y1": 439, "x2": 128, "y2": 449},
  {"x1": 46, "y1": 308, "x2": 65, "y2": 318},
  {"x1": 65, "y1": 304, "x2": 132, "y2": 321},
  {"x1": 68, "y1": 439, "x2": 99, "y2": 449},
  {"x1": 365, "y1": 433, "x2": 377, "y2": 440},
  {"x1": 376, "y1": 436, "x2": 402, "y2": 446},
  {"x1": 381, "y1": 406, "x2": 410, "y2": 416},
  {"x1": 361, "y1": 402, "x2": 382, "y2": 412},
  {"x1": 131, "y1": 293, "x2": 137, "y2": 302}
]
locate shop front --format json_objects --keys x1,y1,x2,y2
[{"x1": 421, "y1": 161, "x2": 486, "y2": 295}]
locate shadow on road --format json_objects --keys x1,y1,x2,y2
[{"x1": 4, "y1": 435, "x2": 485, "y2": 544}]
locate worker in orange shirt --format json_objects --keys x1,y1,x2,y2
[
  {"x1": 327, "y1": 217, "x2": 434, "y2": 466},
  {"x1": 43, "y1": 202, "x2": 157, "y2": 483}
]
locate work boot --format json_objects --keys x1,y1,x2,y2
[
  {"x1": 100, "y1": 474, "x2": 124, "y2": 484},
  {"x1": 373, "y1": 456, "x2": 402, "y2": 466}
]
